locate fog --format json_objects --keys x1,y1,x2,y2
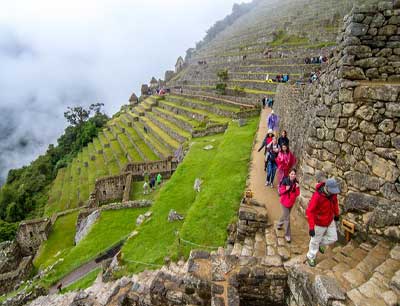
[{"x1": 0, "y1": 0, "x2": 250, "y2": 183}]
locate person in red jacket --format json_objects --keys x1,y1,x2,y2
[
  {"x1": 306, "y1": 178, "x2": 340, "y2": 267},
  {"x1": 276, "y1": 143, "x2": 297, "y2": 185},
  {"x1": 277, "y1": 169, "x2": 300, "y2": 242}
]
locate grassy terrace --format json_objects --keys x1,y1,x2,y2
[
  {"x1": 119, "y1": 117, "x2": 258, "y2": 274},
  {"x1": 140, "y1": 116, "x2": 181, "y2": 149},
  {"x1": 169, "y1": 94, "x2": 242, "y2": 113},
  {"x1": 159, "y1": 99, "x2": 230, "y2": 124},
  {"x1": 45, "y1": 111, "x2": 166, "y2": 214},
  {"x1": 116, "y1": 119, "x2": 159, "y2": 160},
  {"x1": 40, "y1": 208, "x2": 148, "y2": 287},
  {"x1": 184, "y1": 84, "x2": 276, "y2": 95},
  {"x1": 146, "y1": 112, "x2": 191, "y2": 139},
  {"x1": 153, "y1": 107, "x2": 203, "y2": 129},
  {"x1": 134, "y1": 120, "x2": 171, "y2": 158}
]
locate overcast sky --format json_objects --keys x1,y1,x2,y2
[{"x1": 0, "y1": 0, "x2": 251, "y2": 182}]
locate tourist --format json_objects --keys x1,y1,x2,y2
[
  {"x1": 144, "y1": 126, "x2": 148, "y2": 134},
  {"x1": 267, "y1": 98, "x2": 274, "y2": 108},
  {"x1": 265, "y1": 136, "x2": 280, "y2": 187},
  {"x1": 143, "y1": 181, "x2": 149, "y2": 195},
  {"x1": 275, "y1": 143, "x2": 297, "y2": 185},
  {"x1": 278, "y1": 130, "x2": 289, "y2": 147},
  {"x1": 149, "y1": 177, "x2": 156, "y2": 190},
  {"x1": 262, "y1": 96, "x2": 266, "y2": 108},
  {"x1": 267, "y1": 110, "x2": 279, "y2": 131},
  {"x1": 306, "y1": 178, "x2": 340, "y2": 267},
  {"x1": 156, "y1": 173, "x2": 162, "y2": 187},
  {"x1": 258, "y1": 129, "x2": 274, "y2": 171},
  {"x1": 57, "y1": 283, "x2": 62, "y2": 293},
  {"x1": 277, "y1": 169, "x2": 300, "y2": 242}
]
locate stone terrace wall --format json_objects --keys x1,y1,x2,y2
[{"x1": 275, "y1": 1, "x2": 400, "y2": 240}]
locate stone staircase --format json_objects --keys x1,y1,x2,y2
[{"x1": 285, "y1": 239, "x2": 400, "y2": 306}]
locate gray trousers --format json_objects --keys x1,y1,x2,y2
[{"x1": 277, "y1": 205, "x2": 292, "y2": 238}]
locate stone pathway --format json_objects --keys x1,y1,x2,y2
[{"x1": 248, "y1": 107, "x2": 309, "y2": 249}]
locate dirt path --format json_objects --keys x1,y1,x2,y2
[
  {"x1": 249, "y1": 108, "x2": 309, "y2": 244},
  {"x1": 49, "y1": 259, "x2": 100, "y2": 294}
]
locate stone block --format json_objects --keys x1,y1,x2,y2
[
  {"x1": 314, "y1": 275, "x2": 346, "y2": 305},
  {"x1": 346, "y1": 22, "x2": 369, "y2": 36}
]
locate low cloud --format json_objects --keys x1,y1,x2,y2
[{"x1": 0, "y1": 0, "x2": 248, "y2": 183}]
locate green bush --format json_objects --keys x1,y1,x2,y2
[
  {"x1": 217, "y1": 69, "x2": 229, "y2": 81},
  {"x1": 215, "y1": 83, "x2": 227, "y2": 95},
  {"x1": 0, "y1": 220, "x2": 18, "y2": 242}
]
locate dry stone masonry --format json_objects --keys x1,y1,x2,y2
[{"x1": 275, "y1": 0, "x2": 400, "y2": 241}]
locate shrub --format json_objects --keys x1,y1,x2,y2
[
  {"x1": 217, "y1": 69, "x2": 229, "y2": 81},
  {"x1": 215, "y1": 83, "x2": 227, "y2": 95}
]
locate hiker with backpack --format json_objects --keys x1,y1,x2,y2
[
  {"x1": 265, "y1": 136, "x2": 280, "y2": 187},
  {"x1": 277, "y1": 169, "x2": 300, "y2": 242},
  {"x1": 305, "y1": 178, "x2": 340, "y2": 267},
  {"x1": 275, "y1": 143, "x2": 297, "y2": 185},
  {"x1": 258, "y1": 129, "x2": 275, "y2": 171}
]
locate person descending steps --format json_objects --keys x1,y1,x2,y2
[
  {"x1": 277, "y1": 169, "x2": 300, "y2": 243},
  {"x1": 306, "y1": 178, "x2": 341, "y2": 267}
]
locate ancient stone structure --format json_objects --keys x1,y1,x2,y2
[
  {"x1": 16, "y1": 218, "x2": 51, "y2": 256},
  {"x1": 274, "y1": 1, "x2": 400, "y2": 240},
  {"x1": 129, "y1": 92, "x2": 139, "y2": 105},
  {"x1": 165, "y1": 70, "x2": 175, "y2": 82},
  {"x1": 150, "y1": 77, "x2": 158, "y2": 90},
  {"x1": 90, "y1": 173, "x2": 133, "y2": 206},
  {"x1": 175, "y1": 56, "x2": 185, "y2": 73},
  {"x1": 141, "y1": 84, "x2": 150, "y2": 96}
]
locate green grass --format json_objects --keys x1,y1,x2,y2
[
  {"x1": 120, "y1": 118, "x2": 258, "y2": 274},
  {"x1": 185, "y1": 84, "x2": 275, "y2": 95},
  {"x1": 34, "y1": 211, "x2": 79, "y2": 270},
  {"x1": 134, "y1": 121, "x2": 171, "y2": 158},
  {"x1": 41, "y1": 208, "x2": 148, "y2": 287},
  {"x1": 116, "y1": 120, "x2": 159, "y2": 161},
  {"x1": 62, "y1": 268, "x2": 101, "y2": 293},
  {"x1": 153, "y1": 107, "x2": 204, "y2": 129},
  {"x1": 170, "y1": 95, "x2": 241, "y2": 113},
  {"x1": 147, "y1": 113, "x2": 191, "y2": 139},
  {"x1": 140, "y1": 117, "x2": 181, "y2": 149}
]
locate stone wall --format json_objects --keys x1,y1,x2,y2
[
  {"x1": 0, "y1": 241, "x2": 22, "y2": 274},
  {"x1": 16, "y1": 218, "x2": 51, "y2": 256},
  {"x1": 274, "y1": 1, "x2": 400, "y2": 240},
  {"x1": 91, "y1": 173, "x2": 132, "y2": 206},
  {"x1": 0, "y1": 256, "x2": 33, "y2": 295}
]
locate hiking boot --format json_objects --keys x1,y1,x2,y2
[
  {"x1": 319, "y1": 246, "x2": 326, "y2": 254},
  {"x1": 285, "y1": 236, "x2": 291, "y2": 243},
  {"x1": 307, "y1": 258, "x2": 316, "y2": 267}
]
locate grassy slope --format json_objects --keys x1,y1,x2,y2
[
  {"x1": 41, "y1": 208, "x2": 148, "y2": 287},
  {"x1": 34, "y1": 211, "x2": 79, "y2": 270},
  {"x1": 120, "y1": 118, "x2": 258, "y2": 274}
]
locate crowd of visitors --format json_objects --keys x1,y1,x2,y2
[
  {"x1": 258, "y1": 106, "x2": 341, "y2": 267},
  {"x1": 265, "y1": 74, "x2": 290, "y2": 83},
  {"x1": 304, "y1": 55, "x2": 328, "y2": 64},
  {"x1": 143, "y1": 172, "x2": 163, "y2": 194}
]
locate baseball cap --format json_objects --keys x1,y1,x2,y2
[{"x1": 325, "y1": 178, "x2": 340, "y2": 194}]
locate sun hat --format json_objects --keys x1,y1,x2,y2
[
  {"x1": 267, "y1": 129, "x2": 273, "y2": 134},
  {"x1": 325, "y1": 178, "x2": 340, "y2": 194}
]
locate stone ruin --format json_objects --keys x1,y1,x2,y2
[
  {"x1": 274, "y1": 0, "x2": 400, "y2": 241},
  {"x1": 88, "y1": 158, "x2": 178, "y2": 208},
  {"x1": 16, "y1": 218, "x2": 52, "y2": 256},
  {"x1": 0, "y1": 219, "x2": 51, "y2": 296}
]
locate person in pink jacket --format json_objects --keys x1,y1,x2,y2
[
  {"x1": 276, "y1": 143, "x2": 297, "y2": 185},
  {"x1": 277, "y1": 169, "x2": 300, "y2": 242}
]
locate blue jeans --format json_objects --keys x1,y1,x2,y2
[{"x1": 266, "y1": 161, "x2": 277, "y2": 184}]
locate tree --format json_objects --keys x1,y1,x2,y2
[{"x1": 64, "y1": 103, "x2": 105, "y2": 126}]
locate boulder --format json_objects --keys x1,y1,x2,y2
[{"x1": 168, "y1": 210, "x2": 184, "y2": 222}]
